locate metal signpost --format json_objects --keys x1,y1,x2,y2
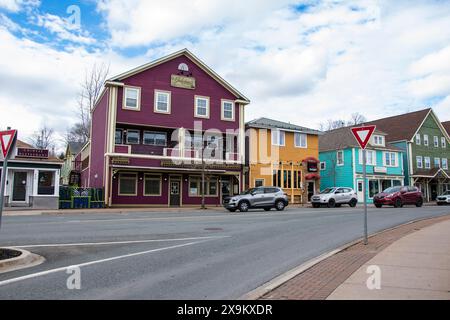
[
  {"x1": 0, "y1": 129, "x2": 17, "y2": 230},
  {"x1": 351, "y1": 125, "x2": 376, "y2": 245}
]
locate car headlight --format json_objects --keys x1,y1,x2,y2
[{"x1": 230, "y1": 197, "x2": 238, "y2": 202}]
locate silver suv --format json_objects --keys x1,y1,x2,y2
[
  {"x1": 223, "y1": 187, "x2": 289, "y2": 212},
  {"x1": 311, "y1": 187, "x2": 358, "y2": 208}
]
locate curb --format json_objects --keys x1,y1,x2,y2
[
  {"x1": 0, "y1": 247, "x2": 45, "y2": 274},
  {"x1": 240, "y1": 213, "x2": 450, "y2": 300}
]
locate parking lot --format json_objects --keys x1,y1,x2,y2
[{"x1": 0, "y1": 205, "x2": 449, "y2": 299}]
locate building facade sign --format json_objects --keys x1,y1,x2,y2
[
  {"x1": 170, "y1": 75, "x2": 196, "y2": 90},
  {"x1": 16, "y1": 148, "x2": 49, "y2": 159}
]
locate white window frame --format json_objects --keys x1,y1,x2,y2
[
  {"x1": 154, "y1": 90, "x2": 171, "y2": 114},
  {"x1": 424, "y1": 156, "x2": 431, "y2": 169},
  {"x1": 194, "y1": 96, "x2": 210, "y2": 119},
  {"x1": 434, "y1": 157, "x2": 441, "y2": 168},
  {"x1": 372, "y1": 135, "x2": 385, "y2": 147},
  {"x1": 359, "y1": 149, "x2": 376, "y2": 166},
  {"x1": 320, "y1": 162, "x2": 326, "y2": 170},
  {"x1": 416, "y1": 156, "x2": 423, "y2": 169},
  {"x1": 122, "y1": 86, "x2": 141, "y2": 111},
  {"x1": 442, "y1": 158, "x2": 448, "y2": 170},
  {"x1": 294, "y1": 132, "x2": 307, "y2": 148},
  {"x1": 434, "y1": 136, "x2": 439, "y2": 147},
  {"x1": 441, "y1": 137, "x2": 446, "y2": 148},
  {"x1": 221, "y1": 99, "x2": 235, "y2": 121},
  {"x1": 383, "y1": 152, "x2": 397, "y2": 167},
  {"x1": 423, "y1": 134, "x2": 429, "y2": 146},
  {"x1": 118, "y1": 173, "x2": 138, "y2": 196},
  {"x1": 415, "y1": 134, "x2": 421, "y2": 145},
  {"x1": 337, "y1": 150, "x2": 344, "y2": 166},
  {"x1": 126, "y1": 129, "x2": 140, "y2": 144},
  {"x1": 271, "y1": 129, "x2": 285, "y2": 146},
  {"x1": 143, "y1": 174, "x2": 162, "y2": 196}
]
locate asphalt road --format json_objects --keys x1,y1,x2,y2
[{"x1": 0, "y1": 205, "x2": 449, "y2": 299}]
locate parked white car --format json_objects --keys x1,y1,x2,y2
[
  {"x1": 436, "y1": 191, "x2": 450, "y2": 205},
  {"x1": 311, "y1": 187, "x2": 358, "y2": 208}
]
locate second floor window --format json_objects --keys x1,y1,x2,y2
[
  {"x1": 434, "y1": 157, "x2": 441, "y2": 168},
  {"x1": 123, "y1": 87, "x2": 140, "y2": 110},
  {"x1": 337, "y1": 150, "x2": 344, "y2": 165},
  {"x1": 384, "y1": 152, "x2": 397, "y2": 167},
  {"x1": 143, "y1": 131, "x2": 167, "y2": 146},
  {"x1": 195, "y1": 96, "x2": 210, "y2": 118},
  {"x1": 221, "y1": 100, "x2": 234, "y2": 121},
  {"x1": 115, "y1": 129, "x2": 123, "y2": 144},
  {"x1": 359, "y1": 149, "x2": 376, "y2": 165},
  {"x1": 423, "y1": 134, "x2": 429, "y2": 146},
  {"x1": 434, "y1": 136, "x2": 439, "y2": 147},
  {"x1": 154, "y1": 90, "x2": 171, "y2": 113},
  {"x1": 294, "y1": 133, "x2": 307, "y2": 148},
  {"x1": 373, "y1": 135, "x2": 384, "y2": 146},
  {"x1": 126, "y1": 130, "x2": 140, "y2": 144},
  {"x1": 424, "y1": 157, "x2": 431, "y2": 169},
  {"x1": 415, "y1": 134, "x2": 421, "y2": 145},
  {"x1": 416, "y1": 156, "x2": 423, "y2": 168},
  {"x1": 441, "y1": 137, "x2": 446, "y2": 148},
  {"x1": 443, "y1": 158, "x2": 448, "y2": 170},
  {"x1": 271, "y1": 129, "x2": 285, "y2": 146}
]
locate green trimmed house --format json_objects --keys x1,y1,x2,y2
[{"x1": 366, "y1": 108, "x2": 450, "y2": 201}]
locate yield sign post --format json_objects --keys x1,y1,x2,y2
[
  {"x1": 0, "y1": 129, "x2": 17, "y2": 230},
  {"x1": 351, "y1": 125, "x2": 376, "y2": 245}
]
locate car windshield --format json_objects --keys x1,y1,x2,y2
[
  {"x1": 320, "y1": 188, "x2": 336, "y2": 194},
  {"x1": 442, "y1": 191, "x2": 450, "y2": 195},
  {"x1": 383, "y1": 186, "x2": 402, "y2": 193}
]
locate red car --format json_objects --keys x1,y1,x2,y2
[{"x1": 373, "y1": 186, "x2": 423, "y2": 208}]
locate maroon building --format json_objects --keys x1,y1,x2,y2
[{"x1": 82, "y1": 49, "x2": 250, "y2": 207}]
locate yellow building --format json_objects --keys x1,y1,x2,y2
[{"x1": 245, "y1": 118, "x2": 321, "y2": 204}]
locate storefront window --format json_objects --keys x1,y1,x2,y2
[
  {"x1": 119, "y1": 173, "x2": 137, "y2": 195},
  {"x1": 369, "y1": 180, "x2": 379, "y2": 198},
  {"x1": 189, "y1": 177, "x2": 218, "y2": 196},
  {"x1": 144, "y1": 175, "x2": 161, "y2": 196},
  {"x1": 38, "y1": 171, "x2": 55, "y2": 195}
]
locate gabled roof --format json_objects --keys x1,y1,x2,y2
[
  {"x1": 319, "y1": 126, "x2": 400, "y2": 152},
  {"x1": 442, "y1": 121, "x2": 450, "y2": 136},
  {"x1": 364, "y1": 108, "x2": 432, "y2": 142},
  {"x1": 246, "y1": 117, "x2": 321, "y2": 135},
  {"x1": 107, "y1": 48, "x2": 250, "y2": 103},
  {"x1": 66, "y1": 141, "x2": 84, "y2": 156}
]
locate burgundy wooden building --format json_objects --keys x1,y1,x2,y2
[{"x1": 81, "y1": 49, "x2": 250, "y2": 207}]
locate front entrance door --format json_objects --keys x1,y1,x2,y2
[
  {"x1": 356, "y1": 180, "x2": 364, "y2": 203},
  {"x1": 12, "y1": 172, "x2": 27, "y2": 202},
  {"x1": 430, "y1": 183, "x2": 438, "y2": 201},
  {"x1": 307, "y1": 181, "x2": 315, "y2": 202},
  {"x1": 169, "y1": 179, "x2": 181, "y2": 207}
]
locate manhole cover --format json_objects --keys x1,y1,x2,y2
[{"x1": 204, "y1": 227, "x2": 223, "y2": 231}]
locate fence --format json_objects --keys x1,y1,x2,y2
[{"x1": 59, "y1": 186, "x2": 105, "y2": 209}]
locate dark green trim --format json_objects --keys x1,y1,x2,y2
[{"x1": 0, "y1": 161, "x2": 62, "y2": 169}]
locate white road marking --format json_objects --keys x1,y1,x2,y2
[
  {"x1": 0, "y1": 240, "x2": 210, "y2": 287},
  {"x1": 16, "y1": 235, "x2": 230, "y2": 248}
]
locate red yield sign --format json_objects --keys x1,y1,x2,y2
[
  {"x1": 0, "y1": 129, "x2": 17, "y2": 159},
  {"x1": 351, "y1": 125, "x2": 376, "y2": 149}
]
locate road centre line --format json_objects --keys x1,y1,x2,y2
[
  {"x1": 15, "y1": 235, "x2": 230, "y2": 248},
  {"x1": 0, "y1": 240, "x2": 212, "y2": 287}
]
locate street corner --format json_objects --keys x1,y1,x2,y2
[{"x1": 0, "y1": 247, "x2": 45, "y2": 274}]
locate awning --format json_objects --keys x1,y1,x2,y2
[
  {"x1": 305, "y1": 173, "x2": 320, "y2": 180},
  {"x1": 302, "y1": 156, "x2": 319, "y2": 163}
]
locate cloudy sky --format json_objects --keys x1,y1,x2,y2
[{"x1": 0, "y1": 0, "x2": 450, "y2": 148}]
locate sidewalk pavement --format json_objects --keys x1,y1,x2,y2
[
  {"x1": 328, "y1": 219, "x2": 450, "y2": 300},
  {"x1": 260, "y1": 214, "x2": 450, "y2": 300}
]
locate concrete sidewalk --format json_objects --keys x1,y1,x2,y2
[{"x1": 328, "y1": 220, "x2": 450, "y2": 300}]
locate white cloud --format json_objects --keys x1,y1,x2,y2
[{"x1": 0, "y1": 0, "x2": 39, "y2": 12}]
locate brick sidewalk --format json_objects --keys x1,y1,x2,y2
[{"x1": 260, "y1": 214, "x2": 450, "y2": 300}]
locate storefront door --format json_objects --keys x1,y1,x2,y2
[
  {"x1": 307, "y1": 181, "x2": 315, "y2": 202},
  {"x1": 169, "y1": 178, "x2": 181, "y2": 207},
  {"x1": 12, "y1": 172, "x2": 27, "y2": 202},
  {"x1": 430, "y1": 183, "x2": 438, "y2": 201}
]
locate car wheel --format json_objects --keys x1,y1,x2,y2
[
  {"x1": 415, "y1": 198, "x2": 423, "y2": 207},
  {"x1": 394, "y1": 198, "x2": 402, "y2": 208},
  {"x1": 227, "y1": 209, "x2": 236, "y2": 212},
  {"x1": 275, "y1": 200, "x2": 285, "y2": 211},
  {"x1": 312, "y1": 203, "x2": 320, "y2": 208},
  {"x1": 238, "y1": 201, "x2": 249, "y2": 212},
  {"x1": 327, "y1": 198, "x2": 336, "y2": 208},
  {"x1": 349, "y1": 199, "x2": 357, "y2": 207},
  {"x1": 375, "y1": 204, "x2": 382, "y2": 208},
  {"x1": 264, "y1": 207, "x2": 271, "y2": 211}
]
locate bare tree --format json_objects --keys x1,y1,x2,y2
[
  {"x1": 319, "y1": 119, "x2": 346, "y2": 131},
  {"x1": 29, "y1": 126, "x2": 55, "y2": 150},
  {"x1": 347, "y1": 112, "x2": 367, "y2": 126},
  {"x1": 69, "y1": 62, "x2": 110, "y2": 144}
]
